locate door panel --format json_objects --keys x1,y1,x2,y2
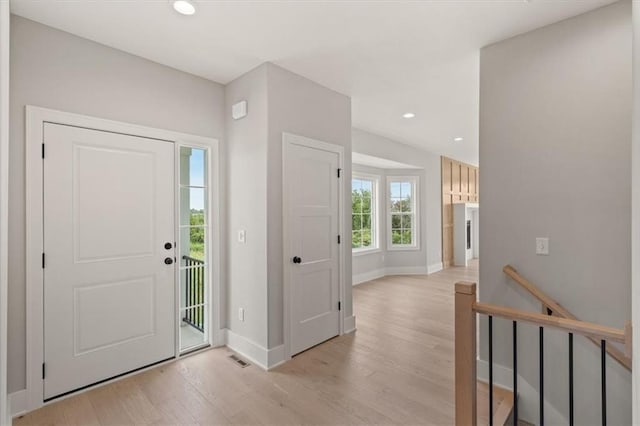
[
  {"x1": 73, "y1": 145, "x2": 155, "y2": 261},
  {"x1": 285, "y1": 138, "x2": 340, "y2": 356},
  {"x1": 73, "y1": 276, "x2": 156, "y2": 355},
  {"x1": 43, "y1": 123, "x2": 175, "y2": 399}
]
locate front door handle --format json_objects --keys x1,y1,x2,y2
[
  {"x1": 292, "y1": 256, "x2": 302, "y2": 264},
  {"x1": 164, "y1": 257, "x2": 174, "y2": 265}
]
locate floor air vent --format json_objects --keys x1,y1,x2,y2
[{"x1": 229, "y1": 354, "x2": 250, "y2": 368}]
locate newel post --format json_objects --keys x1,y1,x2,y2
[{"x1": 455, "y1": 282, "x2": 477, "y2": 426}]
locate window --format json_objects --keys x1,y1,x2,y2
[
  {"x1": 352, "y1": 175, "x2": 378, "y2": 252},
  {"x1": 179, "y1": 146, "x2": 209, "y2": 352},
  {"x1": 388, "y1": 176, "x2": 419, "y2": 249}
]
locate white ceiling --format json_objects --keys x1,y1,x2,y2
[{"x1": 11, "y1": 0, "x2": 617, "y2": 165}]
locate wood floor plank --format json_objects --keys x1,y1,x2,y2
[{"x1": 14, "y1": 261, "x2": 480, "y2": 426}]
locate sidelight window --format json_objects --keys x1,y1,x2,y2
[{"x1": 179, "y1": 146, "x2": 209, "y2": 352}]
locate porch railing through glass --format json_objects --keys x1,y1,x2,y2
[{"x1": 182, "y1": 255, "x2": 205, "y2": 332}]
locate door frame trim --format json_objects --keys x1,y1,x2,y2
[
  {"x1": 25, "y1": 106, "x2": 221, "y2": 413},
  {"x1": 282, "y1": 132, "x2": 345, "y2": 360}
]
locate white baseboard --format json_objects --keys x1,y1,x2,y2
[
  {"x1": 344, "y1": 315, "x2": 356, "y2": 334},
  {"x1": 353, "y1": 268, "x2": 386, "y2": 285},
  {"x1": 224, "y1": 329, "x2": 285, "y2": 371},
  {"x1": 9, "y1": 389, "x2": 26, "y2": 418},
  {"x1": 427, "y1": 262, "x2": 444, "y2": 274},
  {"x1": 353, "y1": 265, "x2": 442, "y2": 286},
  {"x1": 384, "y1": 266, "x2": 428, "y2": 275},
  {"x1": 477, "y1": 359, "x2": 566, "y2": 425},
  {"x1": 266, "y1": 344, "x2": 286, "y2": 370}
]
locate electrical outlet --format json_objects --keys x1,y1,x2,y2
[
  {"x1": 536, "y1": 238, "x2": 549, "y2": 255},
  {"x1": 238, "y1": 230, "x2": 246, "y2": 244},
  {"x1": 238, "y1": 307, "x2": 245, "y2": 322}
]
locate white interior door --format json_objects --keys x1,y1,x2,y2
[
  {"x1": 43, "y1": 123, "x2": 175, "y2": 399},
  {"x1": 285, "y1": 138, "x2": 340, "y2": 356}
]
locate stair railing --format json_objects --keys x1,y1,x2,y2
[
  {"x1": 503, "y1": 265, "x2": 631, "y2": 371},
  {"x1": 455, "y1": 282, "x2": 632, "y2": 426}
]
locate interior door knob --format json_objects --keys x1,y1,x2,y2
[
  {"x1": 164, "y1": 257, "x2": 174, "y2": 265},
  {"x1": 292, "y1": 256, "x2": 302, "y2": 264}
]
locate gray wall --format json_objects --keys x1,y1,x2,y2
[
  {"x1": 351, "y1": 129, "x2": 442, "y2": 276},
  {"x1": 224, "y1": 64, "x2": 269, "y2": 348},
  {"x1": 266, "y1": 63, "x2": 352, "y2": 347},
  {"x1": 225, "y1": 63, "x2": 352, "y2": 350},
  {"x1": 479, "y1": 2, "x2": 632, "y2": 423},
  {"x1": 9, "y1": 16, "x2": 225, "y2": 392},
  {"x1": 0, "y1": 2, "x2": 9, "y2": 422},
  {"x1": 633, "y1": 1, "x2": 640, "y2": 421}
]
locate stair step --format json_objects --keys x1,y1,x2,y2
[{"x1": 477, "y1": 380, "x2": 514, "y2": 426}]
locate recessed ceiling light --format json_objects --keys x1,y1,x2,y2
[
  {"x1": 403, "y1": 113, "x2": 415, "y2": 119},
  {"x1": 173, "y1": 0, "x2": 196, "y2": 15},
  {"x1": 454, "y1": 137, "x2": 464, "y2": 142}
]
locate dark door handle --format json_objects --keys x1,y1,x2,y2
[
  {"x1": 164, "y1": 242, "x2": 173, "y2": 250},
  {"x1": 164, "y1": 257, "x2": 174, "y2": 265},
  {"x1": 292, "y1": 256, "x2": 302, "y2": 264}
]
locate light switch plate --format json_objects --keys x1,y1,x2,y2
[
  {"x1": 238, "y1": 230, "x2": 246, "y2": 244},
  {"x1": 536, "y1": 238, "x2": 549, "y2": 255}
]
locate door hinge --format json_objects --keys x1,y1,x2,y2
[
  {"x1": 41, "y1": 143, "x2": 45, "y2": 159},
  {"x1": 338, "y1": 301, "x2": 342, "y2": 311},
  {"x1": 42, "y1": 363, "x2": 45, "y2": 379},
  {"x1": 42, "y1": 253, "x2": 45, "y2": 269},
  {"x1": 337, "y1": 235, "x2": 341, "y2": 244},
  {"x1": 337, "y1": 168, "x2": 342, "y2": 178}
]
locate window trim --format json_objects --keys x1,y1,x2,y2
[
  {"x1": 386, "y1": 175, "x2": 420, "y2": 251},
  {"x1": 351, "y1": 172, "x2": 380, "y2": 254}
]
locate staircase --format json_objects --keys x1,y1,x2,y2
[
  {"x1": 454, "y1": 267, "x2": 632, "y2": 426},
  {"x1": 478, "y1": 381, "x2": 514, "y2": 426}
]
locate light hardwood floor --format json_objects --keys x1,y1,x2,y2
[{"x1": 15, "y1": 261, "x2": 479, "y2": 426}]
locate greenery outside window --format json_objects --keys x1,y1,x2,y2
[
  {"x1": 388, "y1": 176, "x2": 419, "y2": 250},
  {"x1": 352, "y1": 175, "x2": 378, "y2": 252}
]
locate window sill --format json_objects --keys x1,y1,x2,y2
[{"x1": 352, "y1": 248, "x2": 382, "y2": 257}]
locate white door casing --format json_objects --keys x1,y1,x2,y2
[
  {"x1": 43, "y1": 123, "x2": 175, "y2": 399},
  {"x1": 283, "y1": 133, "x2": 342, "y2": 356},
  {"x1": 25, "y1": 106, "x2": 221, "y2": 413}
]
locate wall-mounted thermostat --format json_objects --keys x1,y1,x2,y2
[{"x1": 232, "y1": 100, "x2": 247, "y2": 120}]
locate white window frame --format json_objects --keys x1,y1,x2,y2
[
  {"x1": 176, "y1": 145, "x2": 212, "y2": 354},
  {"x1": 387, "y1": 175, "x2": 420, "y2": 251},
  {"x1": 352, "y1": 173, "x2": 380, "y2": 255}
]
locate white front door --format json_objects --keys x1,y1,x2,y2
[
  {"x1": 43, "y1": 123, "x2": 176, "y2": 399},
  {"x1": 285, "y1": 136, "x2": 341, "y2": 356}
]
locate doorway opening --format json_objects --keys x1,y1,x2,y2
[{"x1": 25, "y1": 107, "x2": 220, "y2": 412}]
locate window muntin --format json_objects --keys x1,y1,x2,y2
[
  {"x1": 388, "y1": 177, "x2": 418, "y2": 249},
  {"x1": 352, "y1": 176, "x2": 378, "y2": 252}
]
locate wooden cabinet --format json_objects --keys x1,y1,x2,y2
[{"x1": 442, "y1": 156, "x2": 479, "y2": 268}]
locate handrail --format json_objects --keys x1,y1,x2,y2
[
  {"x1": 503, "y1": 264, "x2": 632, "y2": 370},
  {"x1": 473, "y1": 301, "x2": 627, "y2": 344},
  {"x1": 503, "y1": 265, "x2": 571, "y2": 317},
  {"x1": 454, "y1": 281, "x2": 631, "y2": 425}
]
